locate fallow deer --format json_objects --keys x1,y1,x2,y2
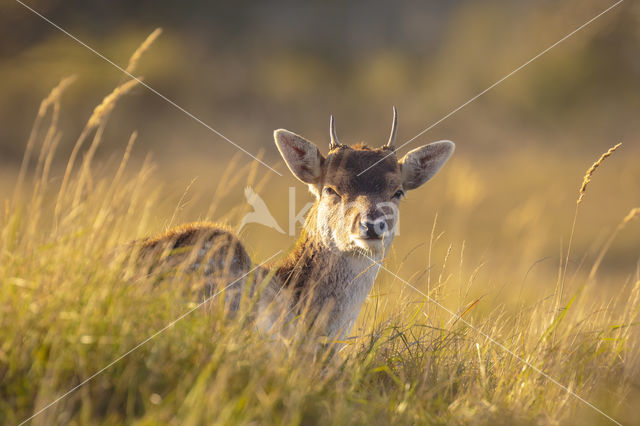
[{"x1": 137, "y1": 108, "x2": 454, "y2": 339}]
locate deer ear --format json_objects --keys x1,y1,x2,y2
[
  {"x1": 400, "y1": 141, "x2": 455, "y2": 190},
  {"x1": 274, "y1": 129, "x2": 324, "y2": 184}
]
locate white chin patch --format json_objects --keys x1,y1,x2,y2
[{"x1": 352, "y1": 237, "x2": 384, "y2": 253}]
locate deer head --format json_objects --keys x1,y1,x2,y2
[{"x1": 274, "y1": 108, "x2": 454, "y2": 257}]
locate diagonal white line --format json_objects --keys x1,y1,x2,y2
[
  {"x1": 357, "y1": 0, "x2": 624, "y2": 176},
  {"x1": 15, "y1": 0, "x2": 283, "y2": 176},
  {"x1": 18, "y1": 250, "x2": 282, "y2": 426},
  {"x1": 362, "y1": 254, "x2": 621, "y2": 425}
]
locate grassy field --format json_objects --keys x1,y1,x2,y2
[{"x1": 2, "y1": 42, "x2": 640, "y2": 425}]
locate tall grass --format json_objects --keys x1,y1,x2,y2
[{"x1": 1, "y1": 35, "x2": 639, "y2": 425}]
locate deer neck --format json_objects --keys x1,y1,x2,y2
[{"x1": 273, "y1": 204, "x2": 382, "y2": 336}]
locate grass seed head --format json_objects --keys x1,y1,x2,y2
[
  {"x1": 622, "y1": 207, "x2": 640, "y2": 226},
  {"x1": 87, "y1": 78, "x2": 141, "y2": 129},
  {"x1": 577, "y1": 143, "x2": 622, "y2": 205},
  {"x1": 125, "y1": 28, "x2": 163, "y2": 74},
  {"x1": 38, "y1": 75, "x2": 77, "y2": 117}
]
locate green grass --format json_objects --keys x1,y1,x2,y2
[{"x1": 2, "y1": 60, "x2": 640, "y2": 425}]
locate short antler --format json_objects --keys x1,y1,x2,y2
[
  {"x1": 329, "y1": 115, "x2": 340, "y2": 150},
  {"x1": 384, "y1": 106, "x2": 398, "y2": 149}
]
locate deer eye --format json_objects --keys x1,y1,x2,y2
[
  {"x1": 323, "y1": 187, "x2": 340, "y2": 198},
  {"x1": 392, "y1": 189, "x2": 405, "y2": 200}
]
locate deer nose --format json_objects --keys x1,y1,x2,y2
[{"x1": 359, "y1": 217, "x2": 387, "y2": 239}]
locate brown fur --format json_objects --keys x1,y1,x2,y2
[
  {"x1": 134, "y1": 144, "x2": 399, "y2": 336},
  {"x1": 136, "y1": 124, "x2": 454, "y2": 338},
  {"x1": 136, "y1": 222, "x2": 252, "y2": 310},
  {"x1": 323, "y1": 145, "x2": 401, "y2": 196}
]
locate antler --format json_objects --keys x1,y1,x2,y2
[
  {"x1": 384, "y1": 106, "x2": 398, "y2": 149},
  {"x1": 329, "y1": 115, "x2": 340, "y2": 150}
]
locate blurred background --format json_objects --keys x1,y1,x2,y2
[{"x1": 1, "y1": 0, "x2": 639, "y2": 303}]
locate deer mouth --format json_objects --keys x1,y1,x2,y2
[{"x1": 352, "y1": 236, "x2": 385, "y2": 253}]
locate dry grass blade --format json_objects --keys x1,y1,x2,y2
[
  {"x1": 621, "y1": 207, "x2": 640, "y2": 225},
  {"x1": 38, "y1": 76, "x2": 78, "y2": 117},
  {"x1": 559, "y1": 142, "x2": 624, "y2": 309},
  {"x1": 55, "y1": 27, "x2": 159, "y2": 223},
  {"x1": 125, "y1": 28, "x2": 163, "y2": 74},
  {"x1": 577, "y1": 142, "x2": 622, "y2": 205},
  {"x1": 87, "y1": 78, "x2": 141, "y2": 129},
  {"x1": 55, "y1": 78, "x2": 142, "y2": 221},
  {"x1": 14, "y1": 76, "x2": 76, "y2": 204}
]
